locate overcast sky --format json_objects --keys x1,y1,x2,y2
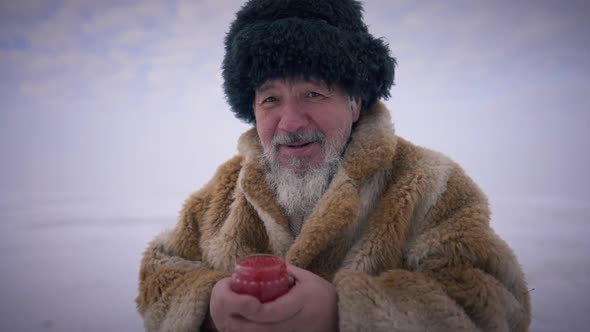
[{"x1": 1, "y1": 0, "x2": 589, "y2": 219}]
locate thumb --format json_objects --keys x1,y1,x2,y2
[{"x1": 286, "y1": 264, "x2": 317, "y2": 283}]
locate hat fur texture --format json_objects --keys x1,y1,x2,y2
[{"x1": 222, "y1": 0, "x2": 397, "y2": 123}]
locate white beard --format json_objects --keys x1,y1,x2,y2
[{"x1": 262, "y1": 130, "x2": 348, "y2": 236}]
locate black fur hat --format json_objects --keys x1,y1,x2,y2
[{"x1": 222, "y1": 0, "x2": 397, "y2": 123}]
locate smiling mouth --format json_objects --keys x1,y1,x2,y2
[{"x1": 286, "y1": 141, "x2": 313, "y2": 148}]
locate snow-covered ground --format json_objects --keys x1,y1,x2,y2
[
  {"x1": 1, "y1": 195, "x2": 588, "y2": 332},
  {"x1": 492, "y1": 197, "x2": 590, "y2": 332},
  {"x1": 0, "y1": 212, "x2": 159, "y2": 331}
]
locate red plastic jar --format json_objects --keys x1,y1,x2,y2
[{"x1": 230, "y1": 254, "x2": 290, "y2": 302}]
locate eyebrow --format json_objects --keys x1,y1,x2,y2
[
  {"x1": 301, "y1": 79, "x2": 333, "y2": 93},
  {"x1": 255, "y1": 79, "x2": 333, "y2": 94},
  {"x1": 256, "y1": 82, "x2": 276, "y2": 94}
]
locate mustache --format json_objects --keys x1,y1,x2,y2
[{"x1": 271, "y1": 131, "x2": 325, "y2": 147}]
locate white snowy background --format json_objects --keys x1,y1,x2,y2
[{"x1": 1, "y1": 0, "x2": 589, "y2": 331}]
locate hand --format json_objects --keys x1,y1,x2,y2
[{"x1": 209, "y1": 264, "x2": 339, "y2": 332}]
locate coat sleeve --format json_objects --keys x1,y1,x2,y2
[
  {"x1": 135, "y1": 186, "x2": 230, "y2": 332},
  {"x1": 333, "y1": 167, "x2": 532, "y2": 332}
]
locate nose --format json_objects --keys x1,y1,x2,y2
[{"x1": 277, "y1": 99, "x2": 309, "y2": 133}]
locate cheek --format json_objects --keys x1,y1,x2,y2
[
  {"x1": 316, "y1": 115, "x2": 352, "y2": 144},
  {"x1": 255, "y1": 115, "x2": 276, "y2": 149}
]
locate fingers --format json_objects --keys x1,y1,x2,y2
[
  {"x1": 286, "y1": 264, "x2": 317, "y2": 282},
  {"x1": 212, "y1": 267, "x2": 337, "y2": 330},
  {"x1": 286, "y1": 264, "x2": 333, "y2": 291},
  {"x1": 238, "y1": 294, "x2": 303, "y2": 323},
  {"x1": 222, "y1": 315, "x2": 284, "y2": 332},
  {"x1": 210, "y1": 269, "x2": 309, "y2": 325},
  {"x1": 210, "y1": 278, "x2": 263, "y2": 325}
]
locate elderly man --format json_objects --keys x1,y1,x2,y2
[{"x1": 135, "y1": 0, "x2": 531, "y2": 331}]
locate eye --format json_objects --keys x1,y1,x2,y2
[
  {"x1": 260, "y1": 96, "x2": 278, "y2": 104},
  {"x1": 306, "y1": 91, "x2": 325, "y2": 99}
]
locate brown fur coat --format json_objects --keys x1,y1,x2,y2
[{"x1": 136, "y1": 103, "x2": 531, "y2": 331}]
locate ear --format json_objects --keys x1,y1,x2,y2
[{"x1": 351, "y1": 96, "x2": 361, "y2": 123}]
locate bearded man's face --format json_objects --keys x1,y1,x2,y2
[{"x1": 254, "y1": 78, "x2": 360, "y2": 176}]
